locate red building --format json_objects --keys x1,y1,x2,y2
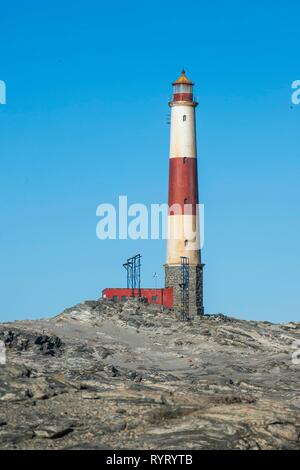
[{"x1": 102, "y1": 288, "x2": 174, "y2": 309}]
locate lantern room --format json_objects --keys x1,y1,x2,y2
[{"x1": 172, "y1": 69, "x2": 194, "y2": 102}]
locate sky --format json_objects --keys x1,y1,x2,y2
[{"x1": 0, "y1": 0, "x2": 299, "y2": 323}]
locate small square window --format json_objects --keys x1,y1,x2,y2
[
  {"x1": 152, "y1": 295, "x2": 158, "y2": 302},
  {"x1": 121, "y1": 296, "x2": 127, "y2": 301},
  {"x1": 112, "y1": 295, "x2": 118, "y2": 302}
]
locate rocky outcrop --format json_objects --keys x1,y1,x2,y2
[{"x1": 0, "y1": 299, "x2": 299, "y2": 449}]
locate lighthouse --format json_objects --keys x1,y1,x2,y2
[{"x1": 165, "y1": 70, "x2": 204, "y2": 316}]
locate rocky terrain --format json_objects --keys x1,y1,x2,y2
[{"x1": 0, "y1": 299, "x2": 299, "y2": 450}]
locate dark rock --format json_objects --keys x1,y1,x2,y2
[
  {"x1": 35, "y1": 335, "x2": 62, "y2": 355},
  {"x1": 104, "y1": 365, "x2": 121, "y2": 377},
  {"x1": 0, "y1": 427, "x2": 34, "y2": 445},
  {"x1": 0, "y1": 329, "x2": 62, "y2": 356},
  {"x1": 34, "y1": 422, "x2": 73, "y2": 439}
]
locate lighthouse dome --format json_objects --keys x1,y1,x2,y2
[{"x1": 172, "y1": 69, "x2": 194, "y2": 86}]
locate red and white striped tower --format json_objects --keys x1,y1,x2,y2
[{"x1": 165, "y1": 70, "x2": 204, "y2": 316}]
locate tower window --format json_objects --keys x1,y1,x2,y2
[
  {"x1": 184, "y1": 198, "x2": 188, "y2": 204},
  {"x1": 183, "y1": 115, "x2": 187, "y2": 122},
  {"x1": 183, "y1": 157, "x2": 187, "y2": 164},
  {"x1": 184, "y1": 240, "x2": 188, "y2": 247}
]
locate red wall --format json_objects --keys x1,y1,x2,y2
[
  {"x1": 173, "y1": 93, "x2": 193, "y2": 102},
  {"x1": 102, "y1": 288, "x2": 173, "y2": 309},
  {"x1": 168, "y1": 158, "x2": 199, "y2": 214}
]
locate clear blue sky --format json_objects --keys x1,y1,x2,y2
[{"x1": 0, "y1": 0, "x2": 299, "y2": 323}]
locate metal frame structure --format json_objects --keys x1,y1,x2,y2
[
  {"x1": 123, "y1": 254, "x2": 141, "y2": 298},
  {"x1": 179, "y1": 256, "x2": 190, "y2": 321}
]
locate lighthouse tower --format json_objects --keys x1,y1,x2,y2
[{"x1": 165, "y1": 70, "x2": 204, "y2": 316}]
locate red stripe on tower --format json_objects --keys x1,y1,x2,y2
[{"x1": 168, "y1": 158, "x2": 199, "y2": 215}]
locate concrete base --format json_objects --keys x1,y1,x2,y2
[{"x1": 165, "y1": 263, "x2": 204, "y2": 317}]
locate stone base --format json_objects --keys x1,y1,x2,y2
[{"x1": 165, "y1": 264, "x2": 204, "y2": 317}]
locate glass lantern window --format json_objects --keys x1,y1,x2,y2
[{"x1": 174, "y1": 84, "x2": 192, "y2": 94}]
